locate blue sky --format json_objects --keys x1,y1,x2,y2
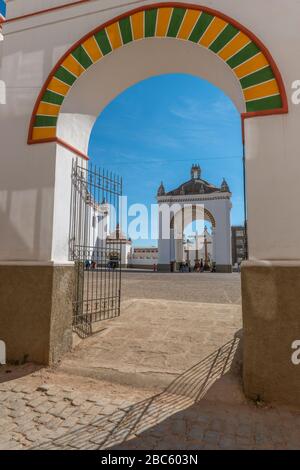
[
  {"x1": 0, "y1": 0, "x2": 6, "y2": 18},
  {"x1": 89, "y1": 73, "x2": 244, "y2": 247}
]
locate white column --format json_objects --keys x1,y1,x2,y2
[
  {"x1": 211, "y1": 228, "x2": 216, "y2": 263},
  {"x1": 213, "y1": 200, "x2": 232, "y2": 272},
  {"x1": 158, "y1": 209, "x2": 171, "y2": 271},
  {"x1": 175, "y1": 237, "x2": 184, "y2": 263},
  {"x1": 158, "y1": 238, "x2": 171, "y2": 271},
  {"x1": 245, "y1": 114, "x2": 300, "y2": 260},
  {"x1": 170, "y1": 228, "x2": 175, "y2": 262}
]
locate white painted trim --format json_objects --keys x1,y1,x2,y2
[
  {"x1": 158, "y1": 193, "x2": 231, "y2": 203},
  {"x1": 0, "y1": 261, "x2": 75, "y2": 267}
]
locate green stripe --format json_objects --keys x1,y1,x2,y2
[
  {"x1": 145, "y1": 8, "x2": 157, "y2": 37},
  {"x1": 167, "y1": 7, "x2": 186, "y2": 37},
  {"x1": 119, "y1": 17, "x2": 133, "y2": 44},
  {"x1": 189, "y1": 12, "x2": 214, "y2": 43},
  {"x1": 227, "y1": 42, "x2": 260, "y2": 69},
  {"x1": 55, "y1": 66, "x2": 76, "y2": 86},
  {"x1": 246, "y1": 94, "x2": 282, "y2": 112},
  {"x1": 42, "y1": 90, "x2": 64, "y2": 106},
  {"x1": 209, "y1": 24, "x2": 239, "y2": 53},
  {"x1": 95, "y1": 30, "x2": 112, "y2": 55},
  {"x1": 72, "y1": 45, "x2": 93, "y2": 69},
  {"x1": 34, "y1": 115, "x2": 58, "y2": 127},
  {"x1": 240, "y1": 66, "x2": 275, "y2": 89}
]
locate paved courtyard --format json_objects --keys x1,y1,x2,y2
[
  {"x1": 1, "y1": 272, "x2": 300, "y2": 450},
  {"x1": 122, "y1": 271, "x2": 242, "y2": 305}
]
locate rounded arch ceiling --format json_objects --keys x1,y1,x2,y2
[{"x1": 170, "y1": 207, "x2": 216, "y2": 229}]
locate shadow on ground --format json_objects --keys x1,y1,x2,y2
[
  {"x1": 36, "y1": 331, "x2": 244, "y2": 450},
  {"x1": 0, "y1": 363, "x2": 42, "y2": 384}
]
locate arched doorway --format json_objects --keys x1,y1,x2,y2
[
  {"x1": 2, "y1": 2, "x2": 300, "y2": 407},
  {"x1": 178, "y1": 210, "x2": 216, "y2": 272},
  {"x1": 162, "y1": 170, "x2": 231, "y2": 273},
  {"x1": 16, "y1": 1, "x2": 293, "y2": 384}
]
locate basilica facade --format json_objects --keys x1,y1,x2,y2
[{"x1": 157, "y1": 165, "x2": 232, "y2": 273}]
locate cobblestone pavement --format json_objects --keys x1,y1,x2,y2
[
  {"x1": 1, "y1": 274, "x2": 299, "y2": 450},
  {"x1": 69, "y1": 299, "x2": 242, "y2": 390},
  {"x1": 1, "y1": 337, "x2": 300, "y2": 450}
]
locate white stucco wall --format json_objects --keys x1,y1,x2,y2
[
  {"x1": 0, "y1": 0, "x2": 299, "y2": 263},
  {"x1": 129, "y1": 258, "x2": 157, "y2": 268}
]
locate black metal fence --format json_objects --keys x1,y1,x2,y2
[{"x1": 69, "y1": 160, "x2": 122, "y2": 330}]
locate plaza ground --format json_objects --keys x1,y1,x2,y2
[
  {"x1": 0, "y1": 272, "x2": 300, "y2": 450},
  {"x1": 122, "y1": 271, "x2": 242, "y2": 305}
]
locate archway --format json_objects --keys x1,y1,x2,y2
[
  {"x1": 28, "y1": 3, "x2": 287, "y2": 149},
  {"x1": 2, "y1": 1, "x2": 300, "y2": 408},
  {"x1": 178, "y1": 211, "x2": 215, "y2": 272},
  {"x1": 169, "y1": 202, "x2": 229, "y2": 273},
  {"x1": 19, "y1": 3, "x2": 294, "y2": 398}
]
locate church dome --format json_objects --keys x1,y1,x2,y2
[{"x1": 165, "y1": 165, "x2": 222, "y2": 196}]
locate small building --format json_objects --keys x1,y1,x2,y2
[
  {"x1": 128, "y1": 247, "x2": 158, "y2": 269},
  {"x1": 231, "y1": 225, "x2": 247, "y2": 266},
  {"x1": 106, "y1": 225, "x2": 132, "y2": 268}
]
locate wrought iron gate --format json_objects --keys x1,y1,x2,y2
[{"x1": 69, "y1": 160, "x2": 122, "y2": 332}]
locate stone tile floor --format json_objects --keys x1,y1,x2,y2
[
  {"x1": 68, "y1": 298, "x2": 242, "y2": 390},
  {"x1": 1, "y1": 338, "x2": 300, "y2": 450},
  {"x1": 1, "y1": 275, "x2": 299, "y2": 450}
]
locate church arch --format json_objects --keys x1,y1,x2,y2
[
  {"x1": 170, "y1": 206, "x2": 216, "y2": 230},
  {"x1": 204, "y1": 208, "x2": 216, "y2": 229},
  {"x1": 28, "y1": 2, "x2": 288, "y2": 145}
]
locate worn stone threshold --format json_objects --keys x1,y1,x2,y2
[{"x1": 59, "y1": 364, "x2": 179, "y2": 391}]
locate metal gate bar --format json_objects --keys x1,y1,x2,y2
[{"x1": 69, "y1": 160, "x2": 122, "y2": 329}]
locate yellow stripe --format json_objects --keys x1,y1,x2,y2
[
  {"x1": 244, "y1": 79, "x2": 280, "y2": 101},
  {"x1": 199, "y1": 17, "x2": 227, "y2": 47},
  {"x1": 82, "y1": 36, "x2": 102, "y2": 63},
  {"x1": 61, "y1": 54, "x2": 85, "y2": 77},
  {"x1": 177, "y1": 9, "x2": 201, "y2": 40},
  {"x1": 131, "y1": 11, "x2": 144, "y2": 40},
  {"x1": 218, "y1": 31, "x2": 250, "y2": 61},
  {"x1": 234, "y1": 52, "x2": 269, "y2": 78},
  {"x1": 32, "y1": 127, "x2": 56, "y2": 141},
  {"x1": 106, "y1": 22, "x2": 122, "y2": 50},
  {"x1": 36, "y1": 102, "x2": 60, "y2": 117},
  {"x1": 156, "y1": 7, "x2": 173, "y2": 37},
  {"x1": 47, "y1": 77, "x2": 70, "y2": 96}
]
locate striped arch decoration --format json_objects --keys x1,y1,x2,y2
[{"x1": 28, "y1": 3, "x2": 288, "y2": 144}]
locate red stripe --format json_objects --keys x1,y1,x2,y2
[{"x1": 28, "y1": 136, "x2": 89, "y2": 160}]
